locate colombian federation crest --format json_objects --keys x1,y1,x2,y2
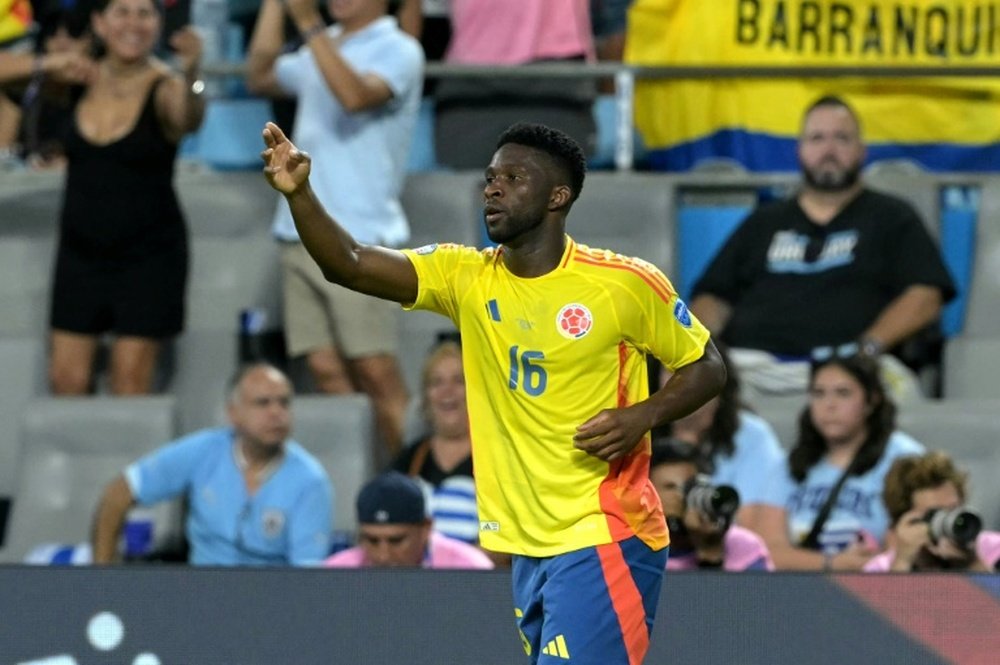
[{"x1": 556, "y1": 303, "x2": 593, "y2": 339}]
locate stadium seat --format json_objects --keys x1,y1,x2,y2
[
  {"x1": 406, "y1": 97, "x2": 440, "y2": 172},
  {"x1": 943, "y1": 338, "x2": 1000, "y2": 399},
  {"x1": 589, "y1": 94, "x2": 648, "y2": 170},
  {"x1": 395, "y1": 308, "x2": 457, "y2": 400},
  {"x1": 896, "y1": 399, "x2": 1000, "y2": 530},
  {"x1": 0, "y1": 172, "x2": 60, "y2": 237},
  {"x1": 186, "y1": 235, "x2": 283, "y2": 333},
  {"x1": 962, "y1": 182, "x2": 1000, "y2": 338},
  {"x1": 1, "y1": 396, "x2": 180, "y2": 563},
  {"x1": 167, "y1": 330, "x2": 240, "y2": 433},
  {"x1": 0, "y1": 339, "x2": 45, "y2": 500},
  {"x1": 0, "y1": 236, "x2": 55, "y2": 337},
  {"x1": 865, "y1": 164, "x2": 941, "y2": 238},
  {"x1": 176, "y1": 170, "x2": 278, "y2": 238},
  {"x1": 568, "y1": 173, "x2": 676, "y2": 274},
  {"x1": 675, "y1": 200, "x2": 752, "y2": 299},
  {"x1": 397, "y1": 173, "x2": 477, "y2": 393},
  {"x1": 745, "y1": 395, "x2": 804, "y2": 450},
  {"x1": 188, "y1": 98, "x2": 275, "y2": 170},
  {"x1": 287, "y1": 394, "x2": 377, "y2": 535},
  {"x1": 401, "y1": 172, "x2": 483, "y2": 248}
]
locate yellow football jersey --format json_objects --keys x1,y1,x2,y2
[{"x1": 402, "y1": 237, "x2": 710, "y2": 557}]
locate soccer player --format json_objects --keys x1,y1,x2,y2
[{"x1": 261, "y1": 121, "x2": 726, "y2": 664}]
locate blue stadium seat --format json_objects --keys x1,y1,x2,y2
[
  {"x1": 2, "y1": 397, "x2": 180, "y2": 563},
  {"x1": 406, "y1": 97, "x2": 440, "y2": 172},
  {"x1": 676, "y1": 204, "x2": 750, "y2": 300},
  {"x1": 288, "y1": 395, "x2": 377, "y2": 535},
  {"x1": 188, "y1": 98, "x2": 275, "y2": 170}
]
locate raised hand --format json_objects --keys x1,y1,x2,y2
[
  {"x1": 261, "y1": 122, "x2": 311, "y2": 195},
  {"x1": 169, "y1": 26, "x2": 203, "y2": 78},
  {"x1": 281, "y1": 0, "x2": 324, "y2": 27},
  {"x1": 42, "y1": 51, "x2": 95, "y2": 85}
]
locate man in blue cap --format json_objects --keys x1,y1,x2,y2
[{"x1": 324, "y1": 471, "x2": 493, "y2": 569}]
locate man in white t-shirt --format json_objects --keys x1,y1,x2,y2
[{"x1": 247, "y1": 0, "x2": 425, "y2": 460}]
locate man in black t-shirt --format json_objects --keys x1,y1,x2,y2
[{"x1": 690, "y1": 95, "x2": 955, "y2": 399}]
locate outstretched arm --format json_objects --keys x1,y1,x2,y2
[
  {"x1": 245, "y1": 0, "x2": 290, "y2": 97},
  {"x1": 396, "y1": 0, "x2": 423, "y2": 39},
  {"x1": 574, "y1": 340, "x2": 727, "y2": 461},
  {"x1": 261, "y1": 122, "x2": 418, "y2": 303},
  {"x1": 0, "y1": 51, "x2": 93, "y2": 86},
  {"x1": 91, "y1": 475, "x2": 136, "y2": 564},
  {"x1": 283, "y1": 0, "x2": 394, "y2": 112}
]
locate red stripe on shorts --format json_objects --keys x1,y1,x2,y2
[{"x1": 596, "y1": 542, "x2": 649, "y2": 665}]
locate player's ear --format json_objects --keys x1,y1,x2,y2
[{"x1": 549, "y1": 184, "x2": 572, "y2": 211}]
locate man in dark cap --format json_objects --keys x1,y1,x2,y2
[{"x1": 323, "y1": 471, "x2": 493, "y2": 569}]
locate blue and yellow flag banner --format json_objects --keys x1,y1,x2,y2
[{"x1": 626, "y1": 0, "x2": 1000, "y2": 171}]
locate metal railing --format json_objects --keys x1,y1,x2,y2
[{"x1": 202, "y1": 61, "x2": 1000, "y2": 171}]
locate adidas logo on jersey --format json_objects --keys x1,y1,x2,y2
[{"x1": 541, "y1": 635, "x2": 571, "y2": 659}]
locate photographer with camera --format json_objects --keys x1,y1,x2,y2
[
  {"x1": 864, "y1": 451, "x2": 1000, "y2": 573},
  {"x1": 650, "y1": 437, "x2": 773, "y2": 571}
]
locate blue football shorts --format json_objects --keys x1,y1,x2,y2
[{"x1": 511, "y1": 536, "x2": 668, "y2": 664}]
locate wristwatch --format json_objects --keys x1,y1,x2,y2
[{"x1": 859, "y1": 336, "x2": 884, "y2": 357}]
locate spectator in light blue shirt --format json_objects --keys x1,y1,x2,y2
[
  {"x1": 91, "y1": 363, "x2": 333, "y2": 566},
  {"x1": 753, "y1": 354, "x2": 924, "y2": 572}
]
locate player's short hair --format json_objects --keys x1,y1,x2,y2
[{"x1": 496, "y1": 123, "x2": 587, "y2": 203}]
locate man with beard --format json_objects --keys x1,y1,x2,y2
[
  {"x1": 690, "y1": 95, "x2": 954, "y2": 399},
  {"x1": 260, "y1": 120, "x2": 727, "y2": 665}
]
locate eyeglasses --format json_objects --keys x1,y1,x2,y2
[{"x1": 810, "y1": 342, "x2": 860, "y2": 363}]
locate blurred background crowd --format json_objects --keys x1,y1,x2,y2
[{"x1": 2, "y1": 0, "x2": 1000, "y2": 582}]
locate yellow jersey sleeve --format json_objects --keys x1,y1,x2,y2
[{"x1": 400, "y1": 242, "x2": 496, "y2": 324}]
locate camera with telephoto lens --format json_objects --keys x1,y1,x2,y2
[
  {"x1": 924, "y1": 507, "x2": 982, "y2": 547},
  {"x1": 685, "y1": 474, "x2": 740, "y2": 524}
]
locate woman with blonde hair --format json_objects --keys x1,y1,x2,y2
[{"x1": 391, "y1": 339, "x2": 478, "y2": 543}]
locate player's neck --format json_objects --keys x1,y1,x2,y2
[{"x1": 501, "y1": 227, "x2": 567, "y2": 278}]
